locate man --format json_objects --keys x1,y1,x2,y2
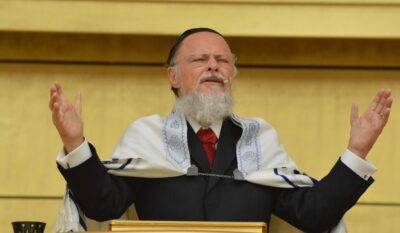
[{"x1": 50, "y1": 28, "x2": 393, "y2": 232}]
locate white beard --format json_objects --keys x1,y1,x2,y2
[{"x1": 175, "y1": 90, "x2": 233, "y2": 128}]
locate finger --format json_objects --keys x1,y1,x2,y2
[
  {"x1": 50, "y1": 83, "x2": 57, "y2": 97},
  {"x1": 49, "y1": 83, "x2": 66, "y2": 109},
  {"x1": 75, "y1": 92, "x2": 82, "y2": 116},
  {"x1": 368, "y1": 90, "x2": 382, "y2": 111},
  {"x1": 375, "y1": 89, "x2": 391, "y2": 113},
  {"x1": 55, "y1": 82, "x2": 63, "y2": 94},
  {"x1": 380, "y1": 108, "x2": 391, "y2": 127},
  {"x1": 49, "y1": 89, "x2": 67, "y2": 111},
  {"x1": 50, "y1": 82, "x2": 61, "y2": 95},
  {"x1": 52, "y1": 101, "x2": 63, "y2": 125},
  {"x1": 57, "y1": 103, "x2": 65, "y2": 124},
  {"x1": 386, "y1": 95, "x2": 393, "y2": 109},
  {"x1": 49, "y1": 91, "x2": 59, "y2": 110},
  {"x1": 350, "y1": 103, "x2": 359, "y2": 124},
  {"x1": 381, "y1": 96, "x2": 393, "y2": 124}
]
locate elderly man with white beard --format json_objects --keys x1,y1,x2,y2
[{"x1": 50, "y1": 28, "x2": 392, "y2": 233}]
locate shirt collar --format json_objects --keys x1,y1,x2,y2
[{"x1": 186, "y1": 116, "x2": 223, "y2": 138}]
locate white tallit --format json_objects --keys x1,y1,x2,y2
[{"x1": 53, "y1": 110, "x2": 346, "y2": 233}]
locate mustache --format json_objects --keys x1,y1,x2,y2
[{"x1": 196, "y1": 71, "x2": 227, "y2": 86}]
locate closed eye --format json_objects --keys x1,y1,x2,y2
[{"x1": 193, "y1": 58, "x2": 206, "y2": 62}]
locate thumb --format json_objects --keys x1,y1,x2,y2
[
  {"x1": 75, "y1": 92, "x2": 82, "y2": 116},
  {"x1": 350, "y1": 103, "x2": 358, "y2": 125}
]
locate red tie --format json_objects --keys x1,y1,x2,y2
[{"x1": 197, "y1": 128, "x2": 217, "y2": 169}]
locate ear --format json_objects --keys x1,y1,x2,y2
[{"x1": 167, "y1": 66, "x2": 180, "y2": 88}]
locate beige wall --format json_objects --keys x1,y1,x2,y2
[{"x1": 1, "y1": 1, "x2": 400, "y2": 233}]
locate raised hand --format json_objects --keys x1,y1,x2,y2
[
  {"x1": 348, "y1": 88, "x2": 393, "y2": 159},
  {"x1": 49, "y1": 83, "x2": 84, "y2": 153}
]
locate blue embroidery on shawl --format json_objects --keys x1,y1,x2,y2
[
  {"x1": 273, "y1": 168, "x2": 299, "y2": 188},
  {"x1": 295, "y1": 169, "x2": 318, "y2": 185},
  {"x1": 232, "y1": 114, "x2": 261, "y2": 175},
  {"x1": 162, "y1": 110, "x2": 190, "y2": 170},
  {"x1": 118, "y1": 158, "x2": 132, "y2": 170}
]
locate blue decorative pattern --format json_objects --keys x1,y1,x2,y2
[
  {"x1": 162, "y1": 110, "x2": 190, "y2": 170},
  {"x1": 295, "y1": 169, "x2": 318, "y2": 185},
  {"x1": 118, "y1": 158, "x2": 133, "y2": 170},
  {"x1": 273, "y1": 168, "x2": 299, "y2": 188},
  {"x1": 232, "y1": 114, "x2": 261, "y2": 175}
]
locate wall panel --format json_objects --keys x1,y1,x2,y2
[
  {"x1": 2, "y1": 32, "x2": 400, "y2": 68},
  {"x1": 1, "y1": 0, "x2": 400, "y2": 38}
]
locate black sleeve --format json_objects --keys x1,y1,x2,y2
[
  {"x1": 57, "y1": 143, "x2": 143, "y2": 221},
  {"x1": 273, "y1": 159, "x2": 373, "y2": 233}
]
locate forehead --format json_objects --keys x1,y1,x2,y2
[{"x1": 177, "y1": 32, "x2": 232, "y2": 57}]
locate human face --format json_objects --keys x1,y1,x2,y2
[{"x1": 167, "y1": 32, "x2": 235, "y2": 96}]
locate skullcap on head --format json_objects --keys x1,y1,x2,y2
[{"x1": 165, "y1": 28, "x2": 223, "y2": 66}]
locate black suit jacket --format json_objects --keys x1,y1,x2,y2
[{"x1": 58, "y1": 117, "x2": 373, "y2": 233}]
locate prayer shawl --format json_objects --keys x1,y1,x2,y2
[{"x1": 53, "y1": 110, "x2": 347, "y2": 233}]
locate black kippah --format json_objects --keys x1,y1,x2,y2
[{"x1": 165, "y1": 27, "x2": 222, "y2": 66}]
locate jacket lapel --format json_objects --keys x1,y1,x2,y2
[{"x1": 207, "y1": 118, "x2": 243, "y2": 193}]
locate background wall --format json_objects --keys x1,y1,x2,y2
[{"x1": 1, "y1": 1, "x2": 400, "y2": 232}]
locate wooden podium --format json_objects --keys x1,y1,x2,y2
[{"x1": 108, "y1": 220, "x2": 267, "y2": 233}]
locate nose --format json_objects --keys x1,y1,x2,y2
[{"x1": 207, "y1": 57, "x2": 219, "y2": 72}]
